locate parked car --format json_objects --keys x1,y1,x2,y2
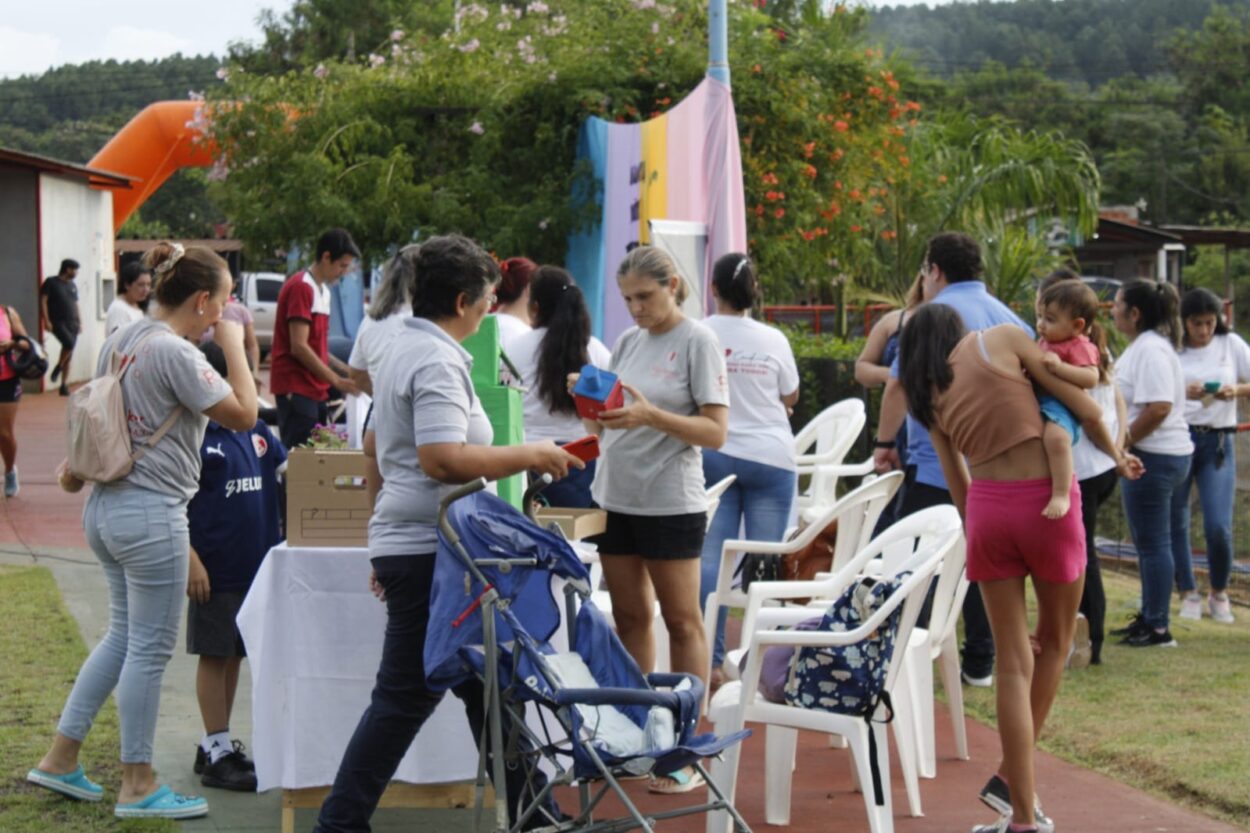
[
  {"x1": 238, "y1": 271, "x2": 286, "y2": 353},
  {"x1": 1080, "y1": 275, "x2": 1121, "y2": 301}
]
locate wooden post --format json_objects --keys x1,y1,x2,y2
[{"x1": 1226, "y1": 245, "x2": 1235, "y2": 328}]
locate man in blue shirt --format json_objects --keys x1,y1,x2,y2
[{"x1": 873, "y1": 232, "x2": 1033, "y2": 687}]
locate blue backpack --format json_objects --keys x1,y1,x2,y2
[{"x1": 782, "y1": 573, "x2": 911, "y2": 807}]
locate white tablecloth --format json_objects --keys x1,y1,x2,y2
[{"x1": 237, "y1": 544, "x2": 479, "y2": 791}]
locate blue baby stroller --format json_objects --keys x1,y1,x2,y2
[{"x1": 426, "y1": 478, "x2": 754, "y2": 833}]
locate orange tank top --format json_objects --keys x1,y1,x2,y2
[{"x1": 933, "y1": 331, "x2": 1043, "y2": 466}]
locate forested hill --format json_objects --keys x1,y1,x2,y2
[
  {"x1": 0, "y1": 55, "x2": 220, "y2": 163},
  {"x1": 868, "y1": 0, "x2": 1250, "y2": 86}
]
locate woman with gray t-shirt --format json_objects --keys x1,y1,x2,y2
[
  {"x1": 32, "y1": 242, "x2": 257, "y2": 821},
  {"x1": 313, "y1": 235, "x2": 579, "y2": 833},
  {"x1": 573, "y1": 245, "x2": 729, "y2": 793}
]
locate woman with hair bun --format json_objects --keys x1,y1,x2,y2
[
  {"x1": 491, "y1": 256, "x2": 536, "y2": 357},
  {"x1": 699, "y1": 253, "x2": 799, "y2": 683},
  {"x1": 30, "y1": 242, "x2": 257, "y2": 820},
  {"x1": 508, "y1": 265, "x2": 611, "y2": 507},
  {"x1": 1111, "y1": 279, "x2": 1193, "y2": 648},
  {"x1": 569, "y1": 244, "x2": 729, "y2": 794},
  {"x1": 1176, "y1": 287, "x2": 1249, "y2": 624}
]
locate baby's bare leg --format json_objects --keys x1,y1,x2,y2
[{"x1": 1042, "y1": 422, "x2": 1073, "y2": 519}]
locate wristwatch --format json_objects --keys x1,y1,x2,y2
[{"x1": 874, "y1": 438, "x2": 896, "y2": 449}]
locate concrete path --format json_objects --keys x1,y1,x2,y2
[{"x1": 4, "y1": 389, "x2": 1244, "y2": 833}]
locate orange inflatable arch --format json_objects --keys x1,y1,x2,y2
[{"x1": 89, "y1": 101, "x2": 217, "y2": 232}]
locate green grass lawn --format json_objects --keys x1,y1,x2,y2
[
  {"x1": 0, "y1": 566, "x2": 175, "y2": 833},
  {"x1": 955, "y1": 570, "x2": 1250, "y2": 830}
]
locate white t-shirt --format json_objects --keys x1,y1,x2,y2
[
  {"x1": 1073, "y1": 381, "x2": 1120, "y2": 480},
  {"x1": 702, "y1": 315, "x2": 800, "y2": 470},
  {"x1": 508, "y1": 326, "x2": 612, "y2": 443},
  {"x1": 1115, "y1": 329, "x2": 1194, "y2": 456},
  {"x1": 493, "y1": 313, "x2": 531, "y2": 358},
  {"x1": 1179, "y1": 333, "x2": 1250, "y2": 428},
  {"x1": 105, "y1": 298, "x2": 145, "y2": 336},
  {"x1": 348, "y1": 312, "x2": 407, "y2": 380}
]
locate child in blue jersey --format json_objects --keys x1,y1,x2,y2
[{"x1": 185, "y1": 342, "x2": 287, "y2": 792}]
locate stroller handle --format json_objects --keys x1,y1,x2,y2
[
  {"x1": 438, "y1": 477, "x2": 489, "y2": 540},
  {"x1": 523, "y1": 474, "x2": 553, "y2": 521}
]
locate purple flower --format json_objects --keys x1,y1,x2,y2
[
  {"x1": 469, "y1": 121, "x2": 485, "y2": 135},
  {"x1": 368, "y1": 53, "x2": 385, "y2": 68},
  {"x1": 458, "y1": 38, "x2": 481, "y2": 53},
  {"x1": 390, "y1": 29, "x2": 405, "y2": 41},
  {"x1": 314, "y1": 63, "x2": 329, "y2": 79}
]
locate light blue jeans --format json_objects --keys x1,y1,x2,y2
[
  {"x1": 58, "y1": 484, "x2": 189, "y2": 763},
  {"x1": 700, "y1": 450, "x2": 797, "y2": 667},
  {"x1": 1175, "y1": 429, "x2": 1236, "y2": 593},
  {"x1": 1120, "y1": 449, "x2": 1192, "y2": 632}
]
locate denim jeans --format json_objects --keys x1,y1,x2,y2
[
  {"x1": 1175, "y1": 430, "x2": 1236, "y2": 593},
  {"x1": 699, "y1": 451, "x2": 797, "y2": 667},
  {"x1": 315, "y1": 554, "x2": 555, "y2": 833},
  {"x1": 58, "y1": 484, "x2": 189, "y2": 763},
  {"x1": 1120, "y1": 449, "x2": 1192, "y2": 631}
]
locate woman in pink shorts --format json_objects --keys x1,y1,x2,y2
[{"x1": 898, "y1": 303, "x2": 1142, "y2": 833}]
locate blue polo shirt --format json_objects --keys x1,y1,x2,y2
[
  {"x1": 188, "y1": 420, "x2": 288, "y2": 592},
  {"x1": 891, "y1": 281, "x2": 1034, "y2": 490}
]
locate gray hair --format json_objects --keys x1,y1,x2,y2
[
  {"x1": 368, "y1": 245, "x2": 418, "y2": 320},
  {"x1": 616, "y1": 245, "x2": 689, "y2": 305}
]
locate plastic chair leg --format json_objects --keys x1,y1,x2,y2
[
  {"x1": 907, "y1": 643, "x2": 937, "y2": 779},
  {"x1": 764, "y1": 725, "x2": 798, "y2": 825},
  {"x1": 846, "y1": 724, "x2": 893, "y2": 833},
  {"x1": 706, "y1": 714, "x2": 743, "y2": 833},
  {"x1": 938, "y1": 634, "x2": 969, "y2": 760},
  {"x1": 889, "y1": 665, "x2": 924, "y2": 817}
]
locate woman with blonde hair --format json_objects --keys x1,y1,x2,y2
[{"x1": 30, "y1": 242, "x2": 257, "y2": 820}]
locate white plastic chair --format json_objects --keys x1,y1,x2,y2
[
  {"x1": 704, "y1": 524, "x2": 957, "y2": 833},
  {"x1": 704, "y1": 471, "x2": 903, "y2": 684},
  {"x1": 589, "y1": 476, "x2": 737, "y2": 674},
  {"x1": 899, "y1": 525, "x2": 970, "y2": 778},
  {"x1": 793, "y1": 399, "x2": 876, "y2": 523}
]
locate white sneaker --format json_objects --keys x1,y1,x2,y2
[
  {"x1": 1178, "y1": 593, "x2": 1203, "y2": 621},
  {"x1": 1209, "y1": 593, "x2": 1235, "y2": 624}
]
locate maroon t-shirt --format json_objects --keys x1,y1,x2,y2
[{"x1": 269, "y1": 271, "x2": 330, "y2": 401}]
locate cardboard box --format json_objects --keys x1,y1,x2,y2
[
  {"x1": 286, "y1": 449, "x2": 371, "y2": 548},
  {"x1": 533, "y1": 507, "x2": 607, "y2": 541}
]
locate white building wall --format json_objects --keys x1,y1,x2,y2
[{"x1": 39, "y1": 174, "x2": 115, "y2": 386}]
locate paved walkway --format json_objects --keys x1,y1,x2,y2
[{"x1": 3, "y1": 389, "x2": 1243, "y2": 833}]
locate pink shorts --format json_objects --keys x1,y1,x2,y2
[{"x1": 964, "y1": 477, "x2": 1086, "y2": 584}]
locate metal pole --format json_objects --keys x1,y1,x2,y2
[{"x1": 708, "y1": 0, "x2": 730, "y2": 85}]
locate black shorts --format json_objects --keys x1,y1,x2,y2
[
  {"x1": 0, "y1": 377, "x2": 21, "y2": 403},
  {"x1": 590, "y1": 510, "x2": 707, "y2": 560},
  {"x1": 52, "y1": 324, "x2": 78, "y2": 353},
  {"x1": 187, "y1": 591, "x2": 248, "y2": 657}
]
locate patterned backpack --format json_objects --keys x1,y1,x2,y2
[{"x1": 782, "y1": 573, "x2": 911, "y2": 807}]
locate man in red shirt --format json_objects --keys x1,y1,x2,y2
[{"x1": 270, "y1": 228, "x2": 361, "y2": 448}]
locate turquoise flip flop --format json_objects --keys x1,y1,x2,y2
[
  {"x1": 114, "y1": 784, "x2": 208, "y2": 819},
  {"x1": 26, "y1": 766, "x2": 104, "y2": 802}
]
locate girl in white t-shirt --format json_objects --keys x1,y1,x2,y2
[
  {"x1": 1112, "y1": 280, "x2": 1193, "y2": 648},
  {"x1": 509, "y1": 266, "x2": 610, "y2": 507},
  {"x1": 490, "y1": 256, "x2": 535, "y2": 360},
  {"x1": 105, "y1": 261, "x2": 151, "y2": 336},
  {"x1": 700, "y1": 253, "x2": 799, "y2": 683},
  {"x1": 1176, "y1": 288, "x2": 1249, "y2": 624}
]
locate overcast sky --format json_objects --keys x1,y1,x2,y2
[{"x1": 0, "y1": 0, "x2": 958, "y2": 79}]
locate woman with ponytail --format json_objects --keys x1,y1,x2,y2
[
  {"x1": 31, "y1": 242, "x2": 257, "y2": 820},
  {"x1": 1111, "y1": 280, "x2": 1194, "y2": 648},
  {"x1": 508, "y1": 266, "x2": 610, "y2": 507},
  {"x1": 699, "y1": 253, "x2": 800, "y2": 684}
]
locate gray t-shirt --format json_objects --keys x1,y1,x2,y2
[
  {"x1": 98, "y1": 318, "x2": 233, "y2": 500},
  {"x1": 369, "y1": 317, "x2": 494, "y2": 556},
  {"x1": 591, "y1": 318, "x2": 729, "y2": 515}
]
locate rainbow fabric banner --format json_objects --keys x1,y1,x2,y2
[{"x1": 566, "y1": 77, "x2": 747, "y2": 346}]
